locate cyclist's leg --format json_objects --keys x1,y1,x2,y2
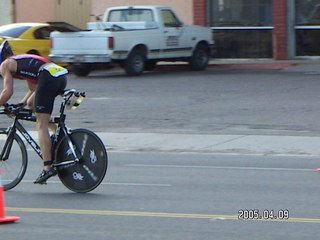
[
  {"x1": 34, "y1": 113, "x2": 57, "y2": 184},
  {"x1": 36, "y1": 113, "x2": 52, "y2": 171},
  {"x1": 33, "y1": 70, "x2": 66, "y2": 184}
]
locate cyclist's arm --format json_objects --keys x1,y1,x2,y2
[
  {"x1": 0, "y1": 59, "x2": 15, "y2": 106},
  {"x1": 20, "y1": 81, "x2": 36, "y2": 108}
]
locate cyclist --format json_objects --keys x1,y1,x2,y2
[{"x1": 0, "y1": 40, "x2": 68, "y2": 184}]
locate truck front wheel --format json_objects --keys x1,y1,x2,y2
[
  {"x1": 124, "y1": 50, "x2": 145, "y2": 76},
  {"x1": 189, "y1": 44, "x2": 210, "y2": 71}
]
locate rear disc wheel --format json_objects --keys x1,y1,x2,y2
[{"x1": 54, "y1": 129, "x2": 107, "y2": 193}]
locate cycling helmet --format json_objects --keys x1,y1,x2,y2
[{"x1": 0, "y1": 40, "x2": 14, "y2": 65}]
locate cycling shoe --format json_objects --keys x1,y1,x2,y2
[{"x1": 34, "y1": 168, "x2": 57, "y2": 184}]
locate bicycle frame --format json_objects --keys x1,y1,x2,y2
[
  {"x1": 0, "y1": 116, "x2": 41, "y2": 161},
  {"x1": 16, "y1": 120, "x2": 42, "y2": 158},
  {"x1": 0, "y1": 91, "x2": 82, "y2": 168},
  {"x1": 0, "y1": 116, "x2": 80, "y2": 168}
]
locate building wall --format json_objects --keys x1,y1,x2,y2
[
  {"x1": 91, "y1": 0, "x2": 193, "y2": 25},
  {"x1": 15, "y1": 0, "x2": 54, "y2": 23},
  {"x1": 0, "y1": 0, "x2": 14, "y2": 25},
  {"x1": 53, "y1": 0, "x2": 92, "y2": 28},
  {"x1": 10, "y1": 0, "x2": 294, "y2": 59},
  {"x1": 14, "y1": 0, "x2": 193, "y2": 28}
]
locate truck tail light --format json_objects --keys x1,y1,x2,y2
[{"x1": 108, "y1": 37, "x2": 114, "y2": 49}]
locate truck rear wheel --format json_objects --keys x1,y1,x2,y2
[
  {"x1": 72, "y1": 64, "x2": 92, "y2": 77},
  {"x1": 124, "y1": 50, "x2": 145, "y2": 76},
  {"x1": 189, "y1": 43, "x2": 209, "y2": 71}
]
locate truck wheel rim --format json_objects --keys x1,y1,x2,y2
[{"x1": 134, "y1": 56, "x2": 144, "y2": 70}]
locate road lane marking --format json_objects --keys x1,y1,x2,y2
[
  {"x1": 110, "y1": 149, "x2": 320, "y2": 157},
  {"x1": 107, "y1": 182, "x2": 171, "y2": 187},
  {"x1": 6, "y1": 207, "x2": 320, "y2": 223},
  {"x1": 6, "y1": 207, "x2": 231, "y2": 219},
  {"x1": 125, "y1": 164, "x2": 316, "y2": 172},
  {"x1": 19, "y1": 180, "x2": 171, "y2": 187},
  {"x1": 88, "y1": 97, "x2": 110, "y2": 100}
]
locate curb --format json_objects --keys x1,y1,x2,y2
[
  {"x1": 156, "y1": 59, "x2": 317, "y2": 71},
  {"x1": 207, "y1": 63, "x2": 301, "y2": 70}
]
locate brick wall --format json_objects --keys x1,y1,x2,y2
[
  {"x1": 273, "y1": 0, "x2": 288, "y2": 60},
  {"x1": 193, "y1": 0, "x2": 206, "y2": 26}
]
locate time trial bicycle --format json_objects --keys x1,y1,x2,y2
[{"x1": 0, "y1": 89, "x2": 108, "y2": 193}]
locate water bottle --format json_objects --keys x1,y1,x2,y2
[{"x1": 66, "y1": 92, "x2": 85, "y2": 110}]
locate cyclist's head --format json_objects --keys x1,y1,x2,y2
[{"x1": 0, "y1": 41, "x2": 14, "y2": 65}]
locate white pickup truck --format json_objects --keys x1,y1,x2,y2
[{"x1": 50, "y1": 6, "x2": 214, "y2": 76}]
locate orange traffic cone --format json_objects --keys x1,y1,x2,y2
[{"x1": 0, "y1": 169, "x2": 20, "y2": 223}]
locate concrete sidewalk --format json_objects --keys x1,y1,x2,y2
[
  {"x1": 155, "y1": 58, "x2": 320, "y2": 80},
  {"x1": 207, "y1": 58, "x2": 320, "y2": 71},
  {"x1": 25, "y1": 131, "x2": 320, "y2": 156},
  {"x1": 98, "y1": 132, "x2": 320, "y2": 156},
  {"x1": 162, "y1": 58, "x2": 320, "y2": 72},
  {"x1": 208, "y1": 59, "x2": 302, "y2": 70}
]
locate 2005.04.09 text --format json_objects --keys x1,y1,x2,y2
[{"x1": 238, "y1": 209, "x2": 289, "y2": 220}]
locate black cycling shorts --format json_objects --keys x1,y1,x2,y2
[{"x1": 34, "y1": 70, "x2": 67, "y2": 114}]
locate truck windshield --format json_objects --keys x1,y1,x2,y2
[{"x1": 108, "y1": 9, "x2": 154, "y2": 22}]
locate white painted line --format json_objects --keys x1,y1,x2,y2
[
  {"x1": 20, "y1": 180, "x2": 171, "y2": 187},
  {"x1": 88, "y1": 97, "x2": 110, "y2": 100},
  {"x1": 125, "y1": 164, "x2": 316, "y2": 172}
]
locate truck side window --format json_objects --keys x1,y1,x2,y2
[{"x1": 161, "y1": 10, "x2": 182, "y2": 27}]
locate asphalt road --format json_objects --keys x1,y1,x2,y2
[
  {"x1": 1, "y1": 65, "x2": 320, "y2": 239},
  {"x1": 2, "y1": 151, "x2": 320, "y2": 240}
]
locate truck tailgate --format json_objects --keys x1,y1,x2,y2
[{"x1": 50, "y1": 31, "x2": 112, "y2": 55}]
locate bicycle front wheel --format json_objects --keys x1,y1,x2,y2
[
  {"x1": 54, "y1": 129, "x2": 108, "y2": 193},
  {"x1": 0, "y1": 130, "x2": 28, "y2": 191}
]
